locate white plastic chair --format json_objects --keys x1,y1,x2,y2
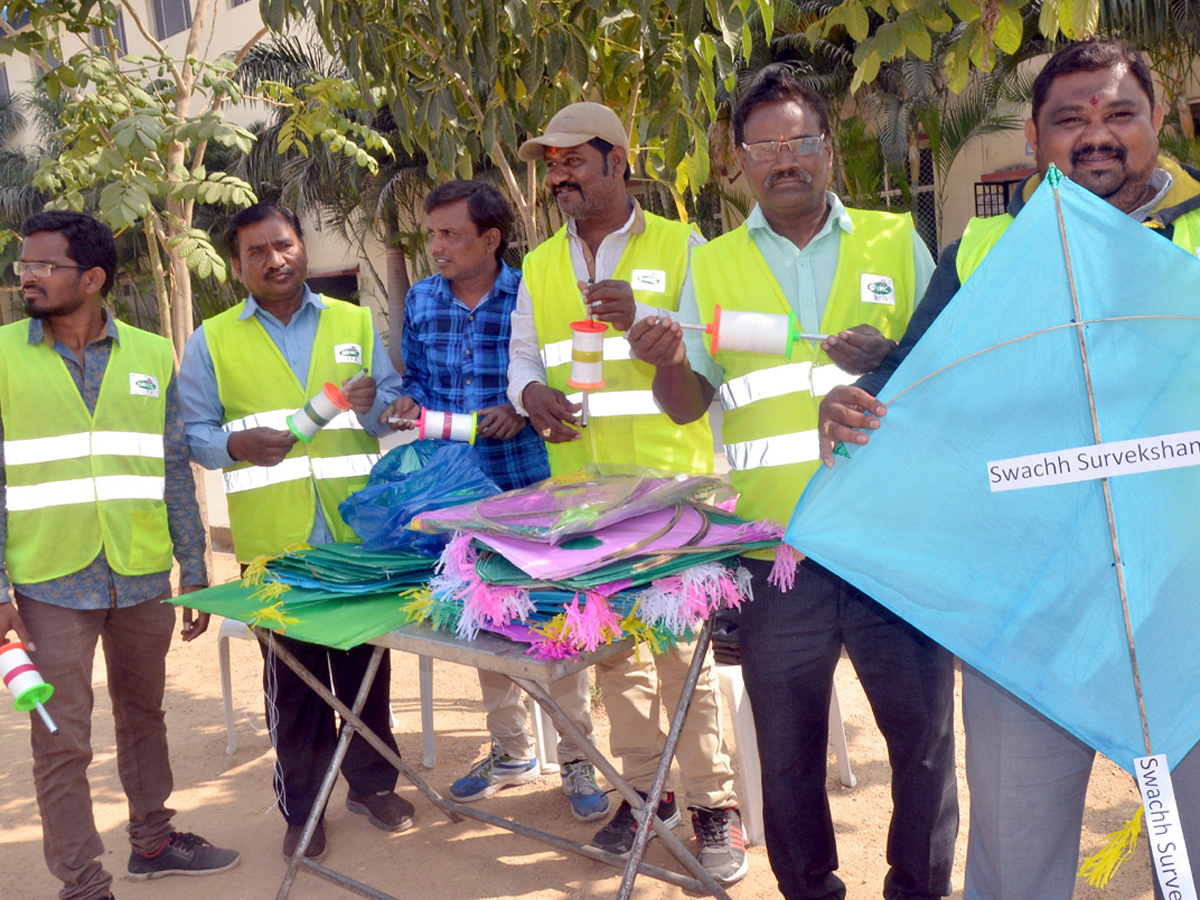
[{"x1": 714, "y1": 663, "x2": 855, "y2": 848}]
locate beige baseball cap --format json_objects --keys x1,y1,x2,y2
[{"x1": 518, "y1": 102, "x2": 629, "y2": 161}]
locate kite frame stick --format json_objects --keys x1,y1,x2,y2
[{"x1": 1051, "y1": 180, "x2": 1153, "y2": 757}]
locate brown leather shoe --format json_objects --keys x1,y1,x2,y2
[
  {"x1": 282, "y1": 818, "x2": 327, "y2": 862},
  {"x1": 346, "y1": 789, "x2": 415, "y2": 832}
]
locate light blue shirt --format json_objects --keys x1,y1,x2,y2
[
  {"x1": 179, "y1": 285, "x2": 402, "y2": 545},
  {"x1": 678, "y1": 192, "x2": 935, "y2": 385}
]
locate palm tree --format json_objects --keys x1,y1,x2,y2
[{"x1": 233, "y1": 32, "x2": 434, "y2": 371}]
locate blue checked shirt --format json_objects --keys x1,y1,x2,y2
[
  {"x1": 401, "y1": 262, "x2": 549, "y2": 491},
  {"x1": 0, "y1": 314, "x2": 208, "y2": 608}
]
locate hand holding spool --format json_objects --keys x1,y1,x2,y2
[
  {"x1": 387, "y1": 407, "x2": 478, "y2": 444},
  {"x1": 0, "y1": 641, "x2": 57, "y2": 734},
  {"x1": 678, "y1": 304, "x2": 828, "y2": 359},
  {"x1": 286, "y1": 369, "x2": 366, "y2": 442}
]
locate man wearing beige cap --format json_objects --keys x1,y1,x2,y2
[{"x1": 506, "y1": 101, "x2": 747, "y2": 885}]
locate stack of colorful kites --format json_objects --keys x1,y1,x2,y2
[{"x1": 406, "y1": 467, "x2": 787, "y2": 659}]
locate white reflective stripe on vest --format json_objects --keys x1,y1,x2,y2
[
  {"x1": 311, "y1": 453, "x2": 379, "y2": 481},
  {"x1": 5, "y1": 475, "x2": 164, "y2": 511},
  {"x1": 95, "y1": 475, "x2": 165, "y2": 501},
  {"x1": 222, "y1": 453, "x2": 379, "y2": 495},
  {"x1": 725, "y1": 430, "x2": 820, "y2": 471},
  {"x1": 810, "y1": 363, "x2": 856, "y2": 397},
  {"x1": 563, "y1": 390, "x2": 663, "y2": 417},
  {"x1": 720, "y1": 363, "x2": 812, "y2": 411},
  {"x1": 541, "y1": 336, "x2": 635, "y2": 368},
  {"x1": 222, "y1": 409, "x2": 364, "y2": 433},
  {"x1": 223, "y1": 456, "x2": 312, "y2": 495},
  {"x1": 719, "y1": 362, "x2": 854, "y2": 412},
  {"x1": 4, "y1": 431, "x2": 164, "y2": 466}
]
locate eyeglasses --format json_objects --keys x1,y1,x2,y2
[
  {"x1": 741, "y1": 134, "x2": 826, "y2": 162},
  {"x1": 13, "y1": 261, "x2": 90, "y2": 278}
]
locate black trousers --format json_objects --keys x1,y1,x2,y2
[
  {"x1": 739, "y1": 558, "x2": 958, "y2": 900},
  {"x1": 260, "y1": 633, "x2": 400, "y2": 825}
]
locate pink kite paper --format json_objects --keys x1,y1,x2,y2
[
  {"x1": 411, "y1": 468, "x2": 734, "y2": 543},
  {"x1": 472, "y1": 504, "x2": 781, "y2": 581}
]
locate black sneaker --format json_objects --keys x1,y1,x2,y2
[
  {"x1": 282, "y1": 818, "x2": 328, "y2": 863},
  {"x1": 590, "y1": 790, "x2": 682, "y2": 857},
  {"x1": 127, "y1": 831, "x2": 240, "y2": 881},
  {"x1": 691, "y1": 806, "x2": 748, "y2": 885}
]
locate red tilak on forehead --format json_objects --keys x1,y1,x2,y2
[{"x1": 1090, "y1": 95, "x2": 1099, "y2": 105}]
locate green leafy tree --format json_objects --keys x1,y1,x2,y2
[
  {"x1": 0, "y1": 0, "x2": 390, "y2": 358},
  {"x1": 264, "y1": 0, "x2": 770, "y2": 246}
]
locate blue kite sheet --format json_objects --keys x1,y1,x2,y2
[{"x1": 787, "y1": 174, "x2": 1200, "y2": 775}]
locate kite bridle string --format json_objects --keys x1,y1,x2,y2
[{"x1": 1053, "y1": 184, "x2": 1153, "y2": 757}]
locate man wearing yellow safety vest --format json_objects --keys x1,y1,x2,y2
[
  {"x1": 820, "y1": 41, "x2": 1200, "y2": 900},
  {"x1": 628, "y1": 67, "x2": 957, "y2": 899},
  {"x1": 507, "y1": 102, "x2": 747, "y2": 884},
  {"x1": 0, "y1": 211, "x2": 239, "y2": 900},
  {"x1": 179, "y1": 204, "x2": 410, "y2": 864}
]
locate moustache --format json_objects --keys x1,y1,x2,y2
[
  {"x1": 765, "y1": 169, "x2": 814, "y2": 188},
  {"x1": 553, "y1": 182, "x2": 583, "y2": 196},
  {"x1": 1071, "y1": 143, "x2": 1126, "y2": 166}
]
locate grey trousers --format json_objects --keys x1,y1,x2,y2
[
  {"x1": 18, "y1": 593, "x2": 178, "y2": 900},
  {"x1": 963, "y1": 664, "x2": 1200, "y2": 900}
]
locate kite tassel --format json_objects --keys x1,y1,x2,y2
[
  {"x1": 1078, "y1": 806, "x2": 1144, "y2": 888},
  {"x1": 768, "y1": 543, "x2": 801, "y2": 591}
]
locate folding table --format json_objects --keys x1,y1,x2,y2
[{"x1": 256, "y1": 616, "x2": 731, "y2": 900}]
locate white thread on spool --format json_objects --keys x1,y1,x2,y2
[
  {"x1": 287, "y1": 383, "x2": 351, "y2": 442},
  {"x1": 417, "y1": 408, "x2": 477, "y2": 444},
  {"x1": 567, "y1": 320, "x2": 607, "y2": 390},
  {"x1": 711, "y1": 308, "x2": 794, "y2": 356},
  {"x1": 0, "y1": 641, "x2": 57, "y2": 733}
]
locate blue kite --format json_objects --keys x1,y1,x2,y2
[{"x1": 786, "y1": 173, "x2": 1200, "y2": 776}]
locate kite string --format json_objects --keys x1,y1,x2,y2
[
  {"x1": 884, "y1": 314, "x2": 1200, "y2": 406},
  {"x1": 1052, "y1": 184, "x2": 1153, "y2": 758}
]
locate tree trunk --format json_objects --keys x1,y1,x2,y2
[{"x1": 383, "y1": 212, "x2": 410, "y2": 375}]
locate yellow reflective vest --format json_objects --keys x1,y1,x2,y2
[
  {"x1": 693, "y1": 210, "x2": 917, "y2": 527},
  {"x1": 0, "y1": 318, "x2": 174, "y2": 582},
  {"x1": 958, "y1": 207, "x2": 1200, "y2": 283},
  {"x1": 523, "y1": 211, "x2": 714, "y2": 476},
  {"x1": 203, "y1": 297, "x2": 379, "y2": 563}
]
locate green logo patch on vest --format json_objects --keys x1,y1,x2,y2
[
  {"x1": 861, "y1": 274, "x2": 896, "y2": 305},
  {"x1": 334, "y1": 343, "x2": 363, "y2": 364},
  {"x1": 129, "y1": 373, "x2": 160, "y2": 398}
]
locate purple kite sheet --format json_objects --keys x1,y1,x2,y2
[{"x1": 472, "y1": 505, "x2": 780, "y2": 580}]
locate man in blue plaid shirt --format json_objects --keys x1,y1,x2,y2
[{"x1": 381, "y1": 181, "x2": 605, "y2": 822}]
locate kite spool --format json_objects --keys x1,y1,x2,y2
[
  {"x1": 0, "y1": 641, "x2": 57, "y2": 734},
  {"x1": 287, "y1": 382, "x2": 351, "y2": 442},
  {"x1": 417, "y1": 408, "x2": 477, "y2": 444},
  {"x1": 681, "y1": 304, "x2": 828, "y2": 360},
  {"x1": 567, "y1": 320, "x2": 607, "y2": 390}
]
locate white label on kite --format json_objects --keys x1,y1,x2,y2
[
  {"x1": 861, "y1": 274, "x2": 895, "y2": 305},
  {"x1": 987, "y1": 430, "x2": 1200, "y2": 492},
  {"x1": 630, "y1": 269, "x2": 666, "y2": 293},
  {"x1": 1136, "y1": 755, "x2": 1197, "y2": 900}
]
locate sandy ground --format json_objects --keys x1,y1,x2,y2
[{"x1": 0, "y1": 550, "x2": 1157, "y2": 900}]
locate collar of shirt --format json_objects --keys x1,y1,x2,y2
[
  {"x1": 425, "y1": 259, "x2": 522, "y2": 310},
  {"x1": 564, "y1": 199, "x2": 644, "y2": 282},
  {"x1": 1132, "y1": 168, "x2": 1173, "y2": 223},
  {"x1": 238, "y1": 284, "x2": 327, "y2": 323},
  {"x1": 26, "y1": 307, "x2": 120, "y2": 346},
  {"x1": 744, "y1": 190, "x2": 852, "y2": 246}
]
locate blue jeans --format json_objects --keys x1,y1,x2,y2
[
  {"x1": 739, "y1": 559, "x2": 958, "y2": 900},
  {"x1": 963, "y1": 664, "x2": 1200, "y2": 900}
]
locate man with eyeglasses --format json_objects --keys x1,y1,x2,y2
[
  {"x1": 0, "y1": 210, "x2": 240, "y2": 900},
  {"x1": 627, "y1": 65, "x2": 955, "y2": 900}
]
